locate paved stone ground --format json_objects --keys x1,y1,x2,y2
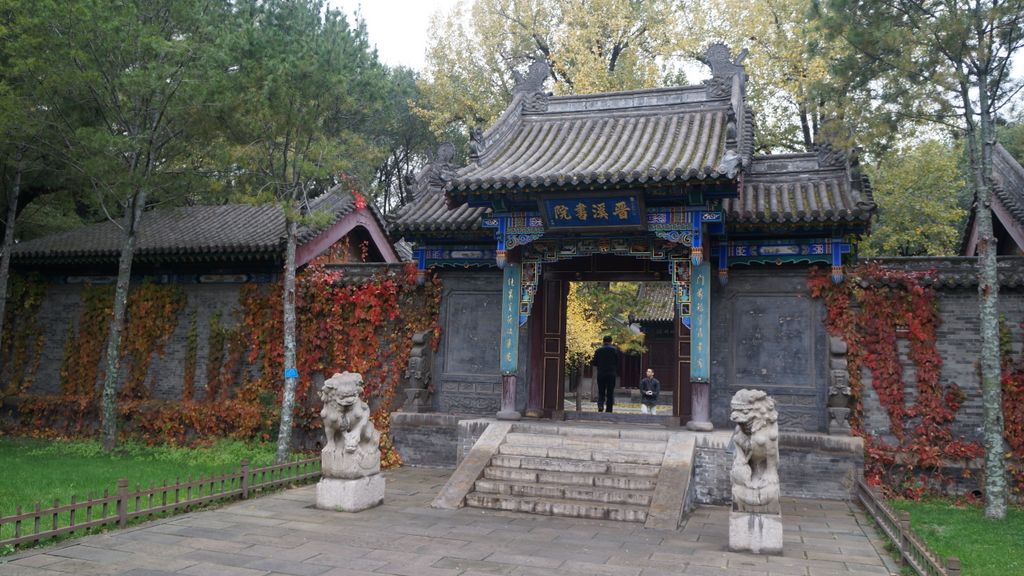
[{"x1": 0, "y1": 468, "x2": 900, "y2": 576}]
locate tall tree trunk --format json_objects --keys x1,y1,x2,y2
[
  {"x1": 799, "y1": 101, "x2": 814, "y2": 151},
  {"x1": 0, "y1": 160, "x2": 23, "y2": 370},
  {"x1": 975, "y1": 71, "x2": 1007, "y2": 519},
  {"x1": 275, "y1": 212, "x2": 299, "y2": 463},
  {"x1": 100, "y1": 188, "x2": 146, "y2": 453}
]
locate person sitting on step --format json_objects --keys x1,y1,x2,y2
[{"x1": 639, "y1": 368, "x2": 660, "y2": 415}]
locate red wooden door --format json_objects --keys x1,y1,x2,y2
[{"x1": 540, "y1": 279, "x2": 568, "y2": 415}]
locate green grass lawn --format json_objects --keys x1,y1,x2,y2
[
  {"x1": 889, "y1": 499, "x2": 1024, "y2": 576},
  {"x1": 0, "y1": 436, "x2": 278, "y2": 546}
]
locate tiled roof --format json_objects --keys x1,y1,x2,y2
[
  {"x1": 449, "y1": 47, "x2": 753, "y2": 199},
  {"x1": 959, "y1": 143, "x2": 1024, "y2": 254},
  {"x1": 451, "y1": 98, "x2": 739, "y2": 195},
  {"x1": 388, "y1": 186, "x2": 490, "y2": 235},
  {"x1": 993, "y1": 144, "x2": 1024, "y2": 223},
  {"x1": 12, "y1": 187, "x2": 372, "y2": 264},
  {"x1": 865, "y1": 256, "x2": 1024, "y2": 289},
  {"x1": 723, "y1": 149, "x2": 875, "y2": 227},
  {"x1": 632, "y1": 283, "x2": 674, "y2": 322}
]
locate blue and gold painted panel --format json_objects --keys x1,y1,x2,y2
[
  {"x1": 500, "y1": 263, "x2": 521, "y2": 374},
  {"x1": 540, "y1": 195, "x2": 643, "y2": 229},
  {"x1": 690, "y1": 261, "x2": 710, "y2": 382}
]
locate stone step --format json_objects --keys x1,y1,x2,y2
[
  {"x1": 490, "y1": 454, "x2": 662, "y2": 476},
  {"x1": 502, "y1": 432, "x2": 667, "y2": 453},
  {"x1": 497, "y1": 443, "x2": 666, "y2": 465},
  {"x1": 474, "y1": 478, "x2": 654, "y2": 506},
  {"x1": 483, "y1": 465, "x2": 659, "y2": 490},
  {"x1": 464, "y1": 492, "x2": 648, "y2": 523},
  {"x1": 562, "y1": 411, "x2": 679, "y2": 426},
  {"x1": 510, "y1": 422, "x2": 670, "y2": 441}
]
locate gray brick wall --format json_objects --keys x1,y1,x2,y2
[
  {"x1": 390, "y1": 413, "x2": 463, "y2": 468},
  {"x1": 31, "y1": 284, "x2": 83, "y2": 395},
  {"x1": 694, "y1": 432, "x2": 863, "y2": 504},
  {"x1": 20, "y1": 281, "x2": 242, "y2": 399},
  {"x1": 457, "y1": 418, "x2": 493, "y2": 464},
  {"x1": 859, "y1": 287, "x2": 1024, "y2": 445},
  {"x1": 388, "y1": 414, "x2": 493, "y2": 468}
]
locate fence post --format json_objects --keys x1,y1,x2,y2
[
  {"x1": 240, "y1": 460, "x2": 250, "y2": 500},
  {"x1": 117, "y1": 479, "x2": 129, "y2": 529},
  {"x1": 898, "y1": 511, "x2": 911, "y2": 563},
  {"x1": 946, "y1": 557, "x2": 961, "y2": 576}
]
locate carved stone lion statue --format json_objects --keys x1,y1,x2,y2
[
  {"x1": 730, "y1": 389, "x2": 780, "y2": 514},
  {"x1": 319, "y1": 372, "x2": 380, "y2": 479}
]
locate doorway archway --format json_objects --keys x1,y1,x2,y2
[{"x1": 524, "y1": 253, "x2": 692, "y2": 421}]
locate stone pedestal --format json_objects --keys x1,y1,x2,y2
[
  {"x1": 316, "y1": 475, "x2": 385, "y2": 512},
  {"x1": 729, "y1": 511, "x2": 783, "y2": 555},
  {"x1": 321, "y1": 446, "x2": 380, "y2": 479},
  {"x1": 496, "y1": 374, "x2": 521, "y2": 420},
  {"x1": 686, "y1": 381, "x2": 713, "y2": 431},
  {"x1": 828, "y1": 407, "x2": 851, "y2": 435},
  {"x1": 401, "y1": 388, "x2": 432, "y2": 413}
]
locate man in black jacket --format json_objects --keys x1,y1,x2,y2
[
  {"x1": 639, "y1": 368, "x2": 661, "y2": 415},
  {"x1": 590, "y1": 336, "x2": 620, "y2": 413}
]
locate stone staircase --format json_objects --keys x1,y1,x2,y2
[{"x1": 459, "y1": 422, "x2": 694, "y2": 527}]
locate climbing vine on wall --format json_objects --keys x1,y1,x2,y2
[
  {"x1": 808, "y1": 264, "x2": 985, "y2": 498},
  {"x1": 120, "y1": 283, "x2": 186, "y2": 400},
  {"x1": 182, "y1": 312, "x2": 198, "y2": 401},
  {"x1": 231, "y1": 262, "x2": 442, "y2": 467},
  {"x1": 999, "y1": 338, "x2": 1024, "y2": 498},
  {"x1": 59, "y1": 284, "x2": 114, "y2": 398},
  {"x1": 8, "y1": 264, "x2": 442, "y2": 466},
  {"x1": 1, "y1": 274, "x2": 47, "y2": 396}
]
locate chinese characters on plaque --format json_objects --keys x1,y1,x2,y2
[
  {"x1": 690, "y1": 261, "x2": 710, "y2": 382},
  {"x1": 542, "y1": 196, "x2": 642, "y2": 228},
  {"x1": 499, "y1": 264, "x2": 521, "y2": 374}
]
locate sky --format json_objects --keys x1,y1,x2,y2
[
  {"x1": 330, "y1": 0, "x2": 461, "y2": 71},
  {"x1": 331, "y1": 0, "x2": 1021, "y2": 120}
]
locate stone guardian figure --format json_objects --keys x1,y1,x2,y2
[
  {"x1": 315, "y1": 372, "x2": 385, "y2": 511},
  {"x1": 728, "y1": 389, "x2": 783, "y2": 554}
]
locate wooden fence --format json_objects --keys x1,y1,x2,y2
[
  {"x1": 0, "y1": 457, "x2": 320, "y2": 549},
  {"x1": 854, "y1": 478, "x2": 961, "y2": 576}
]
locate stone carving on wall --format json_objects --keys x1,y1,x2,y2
[
  {"x1": 401, "y1": 331, "x2": 434, "y2": 412},
  {"x1": 316, "y1": 371, "x2": 385, "y2": 511},
  {"x1": 729, "y1": 388, "x2": 783, "y2": 554},
  {"x1": 827, "y1": 336, "x2": 852, "y2": 435}
]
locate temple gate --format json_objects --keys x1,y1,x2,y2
[{"x1": 391, "y1": 44, "x2": 873, "y2": 431}]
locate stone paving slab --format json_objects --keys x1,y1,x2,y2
[{"x1": 0, "y1": 468, "x2": 898, "y2": 576}]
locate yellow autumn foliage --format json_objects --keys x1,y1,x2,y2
[
  {"x1": 565, "y1": 282, "x2": 603, "y2": 369},
  {"x1": 415, "y1": 0, "x2": 697, "y2": 139}
]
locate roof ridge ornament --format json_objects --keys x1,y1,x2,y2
[
  {"x1": 700, "y1": 43, "x2": 747, "y2": 100},
  {"x1": 512, "y1": 60, "x2": 550, "y2": 94},
  {"x1": 700, "y1": 43, "x2": 747, "y2": 77},
  {"x1": 716, "y1": 105, "x2": 742, "y2": 178},
  {"x1": 813, "y1": 141, "x2": 848, "y2": 168},
  {"x1": 468, "y1": 127, "x2": 486, "y2": 162},
  {"x1": 406, "y1": 142, "x2": 457, "y2": 200}
]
